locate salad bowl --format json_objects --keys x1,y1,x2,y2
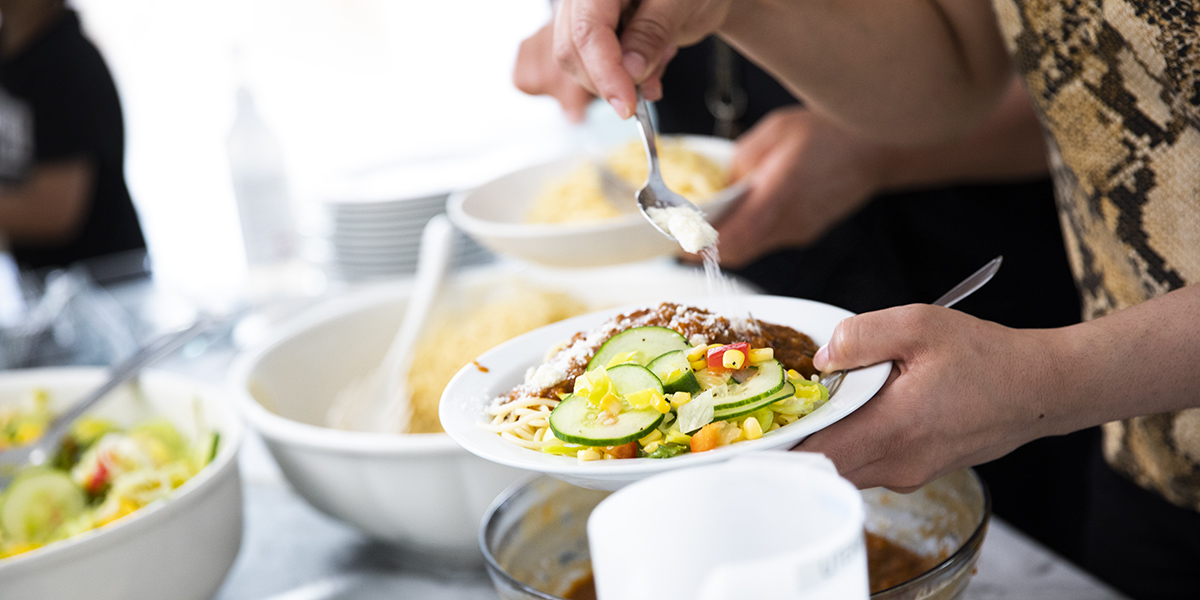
[
  {"x1": 0, "y1": 368, "x2": 243, "y2": 600},
  {"x1": 440, "y1": 295, "x2": 891, "y2": 491}
]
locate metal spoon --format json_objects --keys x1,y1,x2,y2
[
  {"x1": 820, "y1": 256, "x2": 1004, "y2": 397},
  {"x1": 631, "y1": 91, "x2": 718, "y2": 253},
  {"x1": 0, "y1": 317, "x2": 215, "y2": 488}
]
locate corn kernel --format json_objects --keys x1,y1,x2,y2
[
  {"x1": 786, "y1": 369, "x2": 803, "y2": 382},
  {"x1": 607, "y1": 350, "x2": 640, "y2": 368},
  {"x1": 669, "y1": 391, "x2": 691, "y2": 409},
  {"x1": 686, "y1": 345, "x2": 708, "y2": 362},
  {"x1": 742, "y1": 416, "x2": 763, "y2": 440},
  {"x1": 690, "y1": 359, "x2": 708, "y2": 372},
  {"x1": 722, "y1": 349, "x2": 746, "y2": 370},
  {"x1": 578, "y1": 449, "x2": 602, "y2": 461},
  {"x1": 707, "y1": 343, "x2": 724, "y2": 350},
  {"x1": 643, "y1": 441, "x2": 660, "y2": 454},
  {"x1": 748, "y1": 348, "x2": 774, "y2": 364},
  {"x1": 653, "y1": 398, "x2": 671, "y2": 414}
]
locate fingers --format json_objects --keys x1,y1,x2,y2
[
  {"x1": 813, "y1": 305, "x2": 937, "y2": 372},
  {"x1": 515, "y1": 23, "x2": 596, "y2": 123},
  {"x1": 556, "y1": 0, "x2": 637, "y2": 118}
]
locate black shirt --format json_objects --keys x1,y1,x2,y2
[{"x1": 0, "y1": 10, "x2": 145, "y2": 270}]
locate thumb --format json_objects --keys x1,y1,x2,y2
[
  {"x1": 813, "y1": 306, "x2": 921, "y2": 372},
  {"x1": 618, "y1": 2, "x2": 687, "y2": 84}
]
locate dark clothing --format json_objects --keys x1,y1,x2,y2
[
  {"x1": 1083, "y1": 447, "x2": 1200, "y2": 599},
  {"x1": 660, "y1": 38, "x2": 1094, "y2": 564},
  {"x1": 0, "y1": 10, "x2": 145, "y2": 270}
]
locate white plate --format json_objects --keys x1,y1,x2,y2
[
  {"x1": 440, "y1": 295, "x2": 890, "y2": 490},
  {"x1": 447, "y1": 135, "x2": 748, "y2": 269}
]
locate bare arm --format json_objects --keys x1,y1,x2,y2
[
  {"x1": 801, "y1": 284, "x2": 1200, "y2": 491},
  {"x1": 0, "y1": 159, "x2": 95, "y2": 244},
  {"x1": 875, "y1": 76, "x2": 1049, "y2": 190},
  {"x1": 555, "y1": 0, "x2": 1013, "y2": 144}
]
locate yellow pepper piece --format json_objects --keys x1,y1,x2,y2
[{"x1": 606, "y1": 350, "x2": 641, "y2": 368}]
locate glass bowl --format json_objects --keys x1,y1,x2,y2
[{"x1": 480, "y1": 469, "x2": 990, "y2": 600}]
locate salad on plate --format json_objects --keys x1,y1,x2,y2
[{"x1": 483, "y1": 302, "x2": 830, "y2": 461}]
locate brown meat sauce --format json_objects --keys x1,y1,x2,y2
[{"x1": 502, "y1": 303, "x2": 818, "y2": 405}]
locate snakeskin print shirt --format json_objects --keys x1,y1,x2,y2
[{"x1": 992, "y1": 0, "x2": 1200, "y2": 510}]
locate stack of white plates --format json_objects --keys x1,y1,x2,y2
[{"x1": 301, "y1": 193, "x2": 493, "y2": 281}]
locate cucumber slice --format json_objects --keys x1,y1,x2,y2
[
  {"x1": 1, "y1": 469, "x2": 87, "y2": 544},
  {"x1": 647, "y1": 350, "x2": 702, "y2": 395},
  {"x1": 605, "y1": 363, "x2": 664, "y2": 396},
  {"x1": 588, "y1": 326, "x2": 690, "y2": 371},
  {"x1": 714, "y1": 382, "x2": 795, "y2": 422},
  {"x1": 711, "y1": 359, "x2": 786, "y2": 410},
  {"x1": 549, "y1": 394, "x2": 664, "y2": 446}
]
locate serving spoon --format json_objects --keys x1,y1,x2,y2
[
  {"x1": 631, "y1": 90, "x2": 719, "y2": 253},
  {"x1": 328, "y1": 214, "x2": 454, "y2": 433},
  {"x1": 0, "y1": 317, "x2": 215, "y2": 489},
  {"x1": 820, "y1": 256, "x2": 1004, "y2": 397}
]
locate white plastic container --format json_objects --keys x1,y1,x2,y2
[{"x1": 587, "y1": 452, "x2": 868, "y2": 600}]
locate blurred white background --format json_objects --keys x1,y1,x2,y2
[{"x1": 70, "y1": 0, "x2": 635, "y2": 305}]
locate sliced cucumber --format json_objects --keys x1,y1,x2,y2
[
  {"x1": 647, "y1": 350, "x2": 702, "y2": 395},
  {"x1": 1, "y1": 469, "x2": 87, "y2": 544},
  {"x1": 711, "y1": 360, "x2": 785, "y2": 411},
  {"x1": 714, "y1": 382, "x2": 795, "y2": 422},
  {"x1": 605, "y1": 363, "x2": 664, "y2": 396},
  {"x1": 549, "y1": 394, "x2": 664, "y2": 446},
  {"x1": 587, "y1": 326, "x2": 690, "y2": 371}
]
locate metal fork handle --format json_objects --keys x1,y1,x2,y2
[
  {"x1": 821, "y1": 256, "x2": 1003, "y2": 397},
  {"x1": 8, "y1": 317, "x2": 215, "y2": 470}
]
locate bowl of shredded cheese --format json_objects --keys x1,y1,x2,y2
[{"x1": 448, "y1": 135, "x2": 746, "y2": 268}]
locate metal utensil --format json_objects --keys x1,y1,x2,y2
[
  {"x1": 631, "y1": 90, "x2": 715, "y2": 249},
  {"x1": 0, "y1": 317, "x2": 215, "y2": 487},
  {"x1": 820, "y1": 256, "x2": 1004, "y2": 397}
]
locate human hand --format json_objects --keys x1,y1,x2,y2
[
  {"x1": 713, "y1": 107, "x2": 887, "y2": 267},
  {"x1": 551, "y1": 0, "x2": 734, "y2": 118},
  {"x1": 798, "y1": 305, "x2": 1063, "y2": 492},
  {"x1": 514, "y1": 23, "x2": 595, "y2": 123}
]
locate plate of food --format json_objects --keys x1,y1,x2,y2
[
  {"x1": 446, "y1": 135, "x2": 749, "y2": 268},
  {"x1": 440, "y1": 296, "x2": 891, "y2": 490}
]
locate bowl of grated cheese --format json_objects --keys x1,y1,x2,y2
[{"x1": 447, "y1": 135, "x2": 747, "y2": 268}]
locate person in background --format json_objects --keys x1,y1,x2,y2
[
  {"x1": 515, "y1": 24, "x2": 1095, "y2": 565},
  {"x1": 0, "y1": 0, "x2": 144, "y2": 274},
  {"x1": 551, "y1": 1, "x2": 1200, "y2": 597}
]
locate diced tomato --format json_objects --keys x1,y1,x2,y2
[
  {"x1": 86, "y1": 461, "x2": 109, "y2": 495},
  {"x1": 607, "y1": 441, "x2": 638, "y2": 459},
  {"x1": 707, "y1": 342, "x2": 750, "y2": 370},
  {"x1": 690, "y1": 422, "x2": 724, "y2": 453}
]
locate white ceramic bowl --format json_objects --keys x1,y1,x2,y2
[
  {"x1": 447, "y1": 135, "x2": 747, "y2": 268},
  {"x1": 0, "y1": 367, "x2": 243, "y2": 600},
  {"x1": 229, "y1": 261, "x2": 748, "y2": 564},
  {"x1": 440, "y1": 295, "x2": 891, "y2": 491}
]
